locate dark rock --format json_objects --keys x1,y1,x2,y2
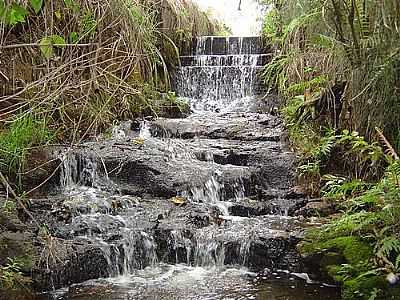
[
  {"x1": 58, "y1": 141, "x2": 256, "y2": 199},
  {"x1": 229, "y1": 197, "x2": 308, "y2": 217},
  {"x1": 32, "y1": 241, "x2": 109, "y2": 291},
  {"x1": 0, "y1": 231, "x2": 36, "y2": 273},
  {"x1": 294, "y1": 199, "x2": 337, "y2": 217},
  {"x1": 150, "y1": 112, "x2": 284, "y2": 142}
]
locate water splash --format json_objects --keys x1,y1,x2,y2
[{"x1": 60, "y1": 151, "x2": 99, "y2": 190}]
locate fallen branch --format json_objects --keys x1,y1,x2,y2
[
  {"x1": 0, "y1": 171, "x2": 40, "y2": 228},
  {"x1": 0, "y1": 43, "x2": 99, "y2": 49},
  {"x1": 375, "y1": 127, "x2": 399, "y2": 160}
]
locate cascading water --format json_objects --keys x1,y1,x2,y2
[
  {"x1": 42, "y1": 35, "x2": 340, "y2": 299},
  {"x1": 174, "y1": 36, "x2": 268, "y2": 112}
]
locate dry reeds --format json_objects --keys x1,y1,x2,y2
[{"x1": 0, "y1": 0, "x2": 219, "y2": 141}]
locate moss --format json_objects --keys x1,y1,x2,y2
[
  {"x1": 326, "y1": 265, "x2": 346, "y2": 282},
  {"x1": 322, "y1": 237, "x2": 373, "y2": 264},
  {"x1": 320, "y1": 251, "x2": 345, "y2": 268},
  {"x1": 300, "y1": 236, "x2": 373, "y2": 265},
  {"x1": 343, "y1": 275, "x2": 400, "y2": 300}
]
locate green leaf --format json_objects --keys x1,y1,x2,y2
[
  {"x1": 51, "y1": 34, "x2": 66, "y2": 47},
  {"x1": 0, "y1": 1, "x2": 6, "y2": 22},
  {"x1": 63, "y1": 0, "x2": 80, "y2": 13},
  {"x1": 39, "y1": 37, "x2": 53, "y2": 59},
  {"x1": 39, "y1": 35, "x2": 66, "y2": 59},
  {"x1": 30, "y1": 0, "x2": 43, "y2": 14},
  {"x1": 7, "y1": 4, "x2": 28, "y2": 25},
  {"x1": 68, "y1": 32, "x2": 79, "y2": 43},
  {"x1": 54, "y1": 10, "x2": 62, "y2": 19}
]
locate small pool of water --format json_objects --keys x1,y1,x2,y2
[{"x1": 40, "y1": 264, "x2": 341, "y2": 300}]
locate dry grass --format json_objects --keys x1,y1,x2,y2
[{"x1": 0, "y1": 0, "x2": 219, "y2": 142}]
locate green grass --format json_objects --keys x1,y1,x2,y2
[{"x1": 0, "y1": 115, "x2": 54, "y2": 180}]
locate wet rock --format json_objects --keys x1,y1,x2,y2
[
  {"x1": 150, "y1": 112, "x2": 285, "y2": 141},
  {"x1": 32, "y1": 240, "x2": 109, "y2": 291},
  {"x1": 229, "y1": 197, "x2": 308, "y2": 217},
  {"x1": 0, "y1": 201, "x2": 29, "y2": 232},
  {"x1": 60, "y1": 142, "x2": 256, "y2": 199},
  {"x1": 173, "y1": 138, "x2": 296, "y2": 189},
  {"x1": 245, "y1": 236, "x2": 303, "y2": 272},
  {"x1": 0, "y1": 231, "x2": 36, "y2": 273},
  {"x1": 294, "y1": 199, "x2": 337, "y2": 217}
]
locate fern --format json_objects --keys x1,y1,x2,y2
[
  {"x1": 323, "y1": 211, "x2": 380, "y2": 237},
  {"x1": 355, "y1": 0, "x2": 371, "y2": 40},
  {"x1": 262, "y1": 54, "x2": 290, "y2": 92},
  {"x1": 323, "y1": 176, "x2": 370, "y2": 200},
  {"x1": 317, "y1": 132, "x2": 336, "y2": 158},
  {"x1": 376, "y1": 236, "x2": 400, "y2": 265}
]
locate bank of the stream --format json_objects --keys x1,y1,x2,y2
[
  {"x1": 0, "y1": 0, "x2": 222, "y2": 192},
  {"x1": 260, "y1": 0, "x2": 400, "y2": 299}
]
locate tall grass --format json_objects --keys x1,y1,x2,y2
[
  {"x1": 262, "y1": 0, "x2": 400, "y2": 149},
  {"x1": 0, "y1": 0, "x2": 219, "y2": 141},
  {"x1": 0, "y1": 114, "x2": 53, "y2": 185}
]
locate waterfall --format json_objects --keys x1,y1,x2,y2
[{"x1": 174, "y1": 36, "x2": 268, "y2": 113}]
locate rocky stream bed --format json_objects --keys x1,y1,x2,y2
[{"x1": 1, "y1": 36, "x2": 341, "y2": 299}]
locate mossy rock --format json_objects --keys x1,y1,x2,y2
[
  {"x1": 320, "y1": 252, "x2": 345, "y2": 269},
  {"x1": 300, "y1": 236, "x2": 373, "y2": 265},
  {"x1": 343, "y1": 275, "x2": 400, "y2": 300}
]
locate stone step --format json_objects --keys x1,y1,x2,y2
[
  {"x1": 194, "y1": 36, "x2": 266, "y2": 55},
  {"x1": 58, "y1": 143, "x2": 257, "y2": 199},
  {"x1": 179, "y1": 54, "x2": 272, "y2": 67}
]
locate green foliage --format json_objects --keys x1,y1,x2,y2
[
  {"x1": 263, "y1": 0, "x2": 400, "y2": 150},
  {"x1": 0, "y1": 2, "x2": 28, "y2": 25},
  {"x1": 0, "y1": 115, "x2": 53, "y2": 180},
  {"x1": 29, "y1": 0, "x2": 43, "y2": 14},
  {"x1": 0, "y1": 258, "x2": 28, "y2": 290},
  {"x1": 263, "y1": 54, "x2": 291, "y2": 93},
  {"x1": 63, "y1": 0, "x2": 80, "y2": 12},
  {"x1": 266, "y1": 1, "x2": 400, "y2": 298},
  {"x1": 300, "y1": 159, "x2": 400, "y2": 298},
  {"x1": 286, "y1": 75, "x2": 328, "y2": 95},
  {"x1": 301, "y1": 236, "x2": 373, "y2": 265},
  {"x1": 322, "y1": 175, "x2": 370, "y2": 200},
  {"x1": 263, "y1": 8, "x2": 282, "y2": 42},
  {"x1": 375, "y1": 237, "x2": 400, "y2": 272},
  {"x1": 68, "y1": 31, "x2": 79, "y2": 43},
  {"x1": 80, "y1": 11, "x2": 97, "y2": 38},
  {"x1": 39, "y1": 35, "x2": 66, "y2": 59}
]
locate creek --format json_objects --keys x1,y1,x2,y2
[{"x1": 34, "y1": 36, "x2": 340, "y2": 300}]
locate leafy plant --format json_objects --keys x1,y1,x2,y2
[
  {"x1": 29, "y1": 0, "x2": 43, "y2": 14},
  {"x1": 0, "y1": 258, "x2": 30, "y2": 290},
  {"x1": 375, "y1": 237, "x2": 400, "y2": 272},
  {"x1": 39, "y1": 35, "x2": 66, "y2": 59},
  {"x1": 0, "y1": 2, "x2": 28, "y2": 25}
]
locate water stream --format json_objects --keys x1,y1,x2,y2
[{"x1": 38, "y1": 36, "x2": 340, "y2": 300}]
